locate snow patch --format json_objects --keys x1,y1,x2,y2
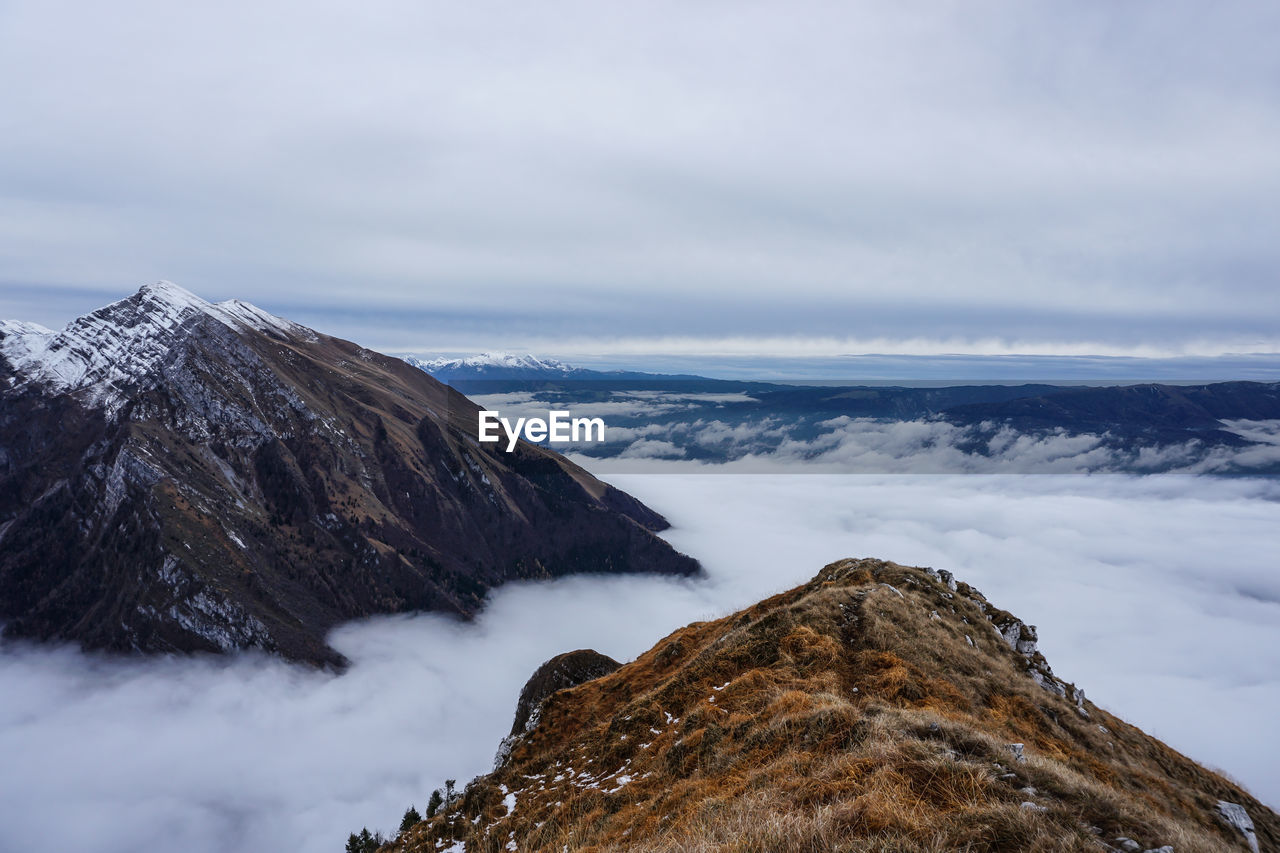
[{"x1": 500, "y1": 784, "x2": 516, "y2": 816}]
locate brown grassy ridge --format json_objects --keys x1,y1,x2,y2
[{"x1": 386, "y1": 558, "x2": 1277, "y2": 852}]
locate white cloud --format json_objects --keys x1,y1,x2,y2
[
  {"x1": 571, "y1": 414, "x2": 1280, "y2": 475},
  {"x1": 617, "y1": 439, "x2": 685, "y2": 460},
  {"x1": 2, "y1": 470, "x2": 1277, "y2": 853},
  {"x1": 1221, "y1": 419, "x2": 1280, "y2": 445}
]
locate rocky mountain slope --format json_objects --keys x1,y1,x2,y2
[
  {"x1": 0, "y1": 282, "x2": 697, "y2": 666},
  {"x1": 387, "y1": 559, "x2": 1274, "y2": 852}
]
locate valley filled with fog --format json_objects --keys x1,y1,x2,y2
[
  {"x1": 469, "y1": 388, "x2": 1280, "y2": 474},
  {"x1": 2, "y1": 468, "x2": 1278, "y2": 853}
]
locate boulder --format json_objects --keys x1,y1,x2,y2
[
  {"x1": 1216, "y1": 801, "x2": 1259, "y2": 853},
  {"x1": 509, "y1": 649, "x2": 621, "y2": 736}
]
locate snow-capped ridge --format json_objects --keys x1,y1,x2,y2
[
  {"x1": 208, "y1": 298, "x2": 317, "y2": 340},
  {"x1": 137, "y1": 279, "x2": 210, "y2": 312},
  {"x1": 0, "y1": 319, "x2": 56, "y2": 337},
  {"x1": 1, "y1": 281, "x2": 318, "y2": 409},
  {"x1": 413, "y1": 352, "x2": 578, "y2": 373}
]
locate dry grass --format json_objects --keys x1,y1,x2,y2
[{"x1": 386, "y1": 558, "x2": 1277, "y2": 853}]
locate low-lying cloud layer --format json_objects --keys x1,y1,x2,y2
[
  {"x1": 1, "y1": 471, "x2": 1278, "y2": 852},
  {"x1": 471, "y1": 391, "x2": 1280, "y2": 473}
]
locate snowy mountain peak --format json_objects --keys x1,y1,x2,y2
[
  {"x1": 407, "y1": 351, "x2": 580, "y2": 376},
  {"x1": 1, "y1": 282, "x2": 317, "y2": 410},
  {"x1": 138, "y1": 279, "x2": 207, "y2": 307},
  {"x1": 467, "y1": 352, "x2": 574, "y2": 370}
]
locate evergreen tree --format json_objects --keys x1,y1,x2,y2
[
  {"x1": 426, "y1": 789, "x2": 443, "y2": 818},
  {"x1": 343, "y1": 827, "x2": 383, "y2": 853},
  {"x1": 399, "y1": 805, "x2": 423, "y2": 833}
]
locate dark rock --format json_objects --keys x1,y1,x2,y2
[{"x1": 510, "y1": 649, "x2": 621, "y2": 736}]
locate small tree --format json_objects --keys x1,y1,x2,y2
[
  {"x1": 399, "y1": 805, "x2": 423, "y2": 834},
  {"x1": 344, "y1": 828, "x2": 384, "y2": 853},
  {"x1": 444, "y1": 779, "x2": 458, "y2": 840},
  {"x1": 426, "y1": 789, "x2": 443, "y2": 818}
]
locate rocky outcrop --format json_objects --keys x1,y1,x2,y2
[
  {"x1": 509, "y1": 649, "x2": 622, "y2": 736},
  {"x1": 0, "y1": 283, "x2": 699, "y2": 665},
  {"x1": 494, "y1": 649, "x2": 622, "y2": 770},
  {"x1": 1217, "y1": 801, "x2": 1261, "y2": 853},
  {"x1": 998, "y1": 618, "x2": 1039, "y2": 656}
]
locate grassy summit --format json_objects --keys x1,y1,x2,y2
[{"x1": 385, "y1": 558, "x2": 1275, "y2": 852}]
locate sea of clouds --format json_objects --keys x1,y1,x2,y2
[
  {"x1": 473, "y1": 390, "x2": 1280, "y2": 473},
  {"x1": 1, "y1": 468, "x2": 1278, "y2": 852}
]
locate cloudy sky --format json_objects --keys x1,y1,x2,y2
[{"x1": 3, "y1": 1, "x2": 1280, "y2": 359}]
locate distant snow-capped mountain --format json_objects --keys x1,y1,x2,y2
[
  {"x1": 401, "y1": 353, "x2": 716, "y2": 392},
  {"x1": 404, "y1": 352, "x2": 592, "y2": 381}
]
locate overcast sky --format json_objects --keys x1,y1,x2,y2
[{"x1": 3, "y1": 1, "x2": 1279, "y2": 358}]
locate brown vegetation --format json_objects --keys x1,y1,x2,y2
[{"x1": 386, "y1": 559, "x2": 1277, "y2": 852}]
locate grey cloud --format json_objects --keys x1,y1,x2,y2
[{"x1": 2, "y1": 2, "x2": 1280, "y2": 354}]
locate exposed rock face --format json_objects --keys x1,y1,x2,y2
[
  {"x1": 494, "y1": 649, "x2": 622, "y2": 771},
  {"x1": 389, "y1": 559, "x2": 1279, "y2": 853},
  {"x1": 0, "y1": 283, "x2": 699, "y2": 665},
  {"x1": 510, "y1": 649, "x2": 622, "y2": 736},
  {"x1": 1217, "y1": 801, "x2": 1261, "y2": 853},
  {"x1": 999, "y1": 618, "x2": 1039, "y2": 656}
]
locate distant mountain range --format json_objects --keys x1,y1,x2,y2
[
  {"x1": 404, "y1": 352, "x2": 592, "y2": 381},
  {"x1": 403, "y1": 352, "x2": 719, "y2": 393},
  {"x1": 0, "y1": 284, "x2": 697, "y2": 666},
  {"x1": 405, "y1": 353, "x2": 1280, "y2": 471},
  {"x1": 944, "y1": 381, "x2": 1280, "y2": 438}
]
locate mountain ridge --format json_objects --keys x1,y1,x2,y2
[
  {"x1": 382, "y1": 559, "x2": 1275, "y2": 852},
  {"x1": 0, "y1": 283, "x2": 698, "y2": 666},
  {"x1": 402, "y1": 352, "x2": 716, "y2": 392}
]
